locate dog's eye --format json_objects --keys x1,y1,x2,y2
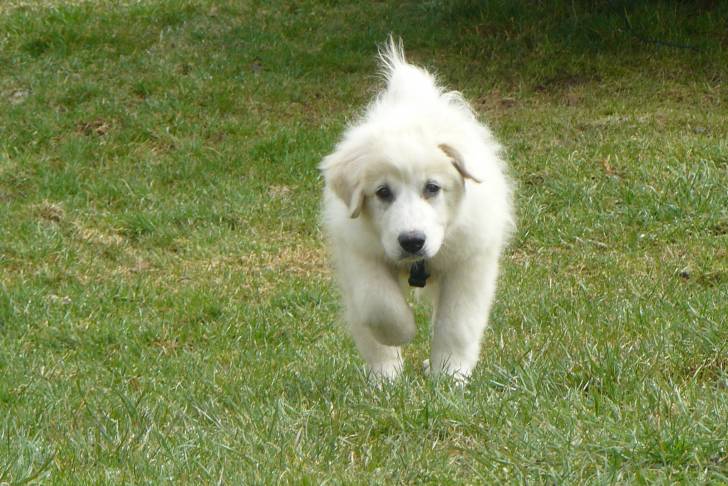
[
  {"x1": 423, "y1": 181, "x2": 441, "y2": 197},
  {"x1": 375, "y1": 185, "x2": 394, "y2": 202}
]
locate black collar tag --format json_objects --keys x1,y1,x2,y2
[{"x1": 408, "y1": 260, "x2": 430, "y2": 288}]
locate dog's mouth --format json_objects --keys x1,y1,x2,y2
[{"x1": 398, "y1": 251, "x2": 427, "y2": 264}]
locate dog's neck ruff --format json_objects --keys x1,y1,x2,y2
[{"x1": 408, "y1": 260, "x2": 430, "y2": 288}]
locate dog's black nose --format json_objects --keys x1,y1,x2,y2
[{"x1": 398, "y1": 231, "x2": 426, "y2": 254}]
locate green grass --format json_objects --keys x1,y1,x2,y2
[{"x1": 1, "y1": 0, "x2": 726, "y2": 483}]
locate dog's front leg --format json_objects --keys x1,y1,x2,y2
[
  {"x1": 337, "y1": 254, "x2": 415, "y2": 380},
  {"x1": 429, "y1": 253, "x2": 501, "y2": 381}
]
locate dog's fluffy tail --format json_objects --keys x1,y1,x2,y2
[
  {"x1": 378, "y1": 36, "x2": 440, "y2": 102},
  {"x1": 377, "y1": 36, "x2": 408, "y2": 76}
]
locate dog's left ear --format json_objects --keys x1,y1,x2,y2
[
  {"x1": 320, "y1": 149, "x2": 366, "y2": 218},
  {"x1": 439, "y1": 143, "x2": 482, "y2": 184}
]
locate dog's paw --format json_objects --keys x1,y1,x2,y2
[
  {"x1": 367, "y1": 359, "x2": 403, "y2": 387},
  {"x1": 424, "y1": 358, "x2": 469, "y2": 384}
]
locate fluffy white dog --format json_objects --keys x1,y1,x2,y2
[{"x1": 320, "y1": 40, "x2": 514, "y2": 382}]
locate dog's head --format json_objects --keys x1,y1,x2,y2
[{"x1": 321, "y1": 133, "x2": 481, "y2": 264}]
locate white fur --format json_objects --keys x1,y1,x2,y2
[{"x1": 320, "y1": 39, "x2": 515, "y2": 382}]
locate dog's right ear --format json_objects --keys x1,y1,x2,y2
[{"x1": 320, "y1": 149, "x2": 366, "y2": 218}]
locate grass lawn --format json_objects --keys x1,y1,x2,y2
[{"x1": 1, "y1": 0, "x2": 726, "y2": 483}]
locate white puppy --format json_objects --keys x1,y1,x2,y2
[{"x1": 320, "y1": 39, "x2": 514, "y2": 382}]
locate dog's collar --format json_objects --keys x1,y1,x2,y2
[{"x1": 408, "y1": 260, "x2": 430, "y2": 288}]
